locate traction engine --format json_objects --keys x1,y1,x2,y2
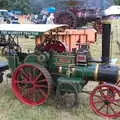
[{"x1": 3, "y1": 23, "x2": 120, "y2": 119}]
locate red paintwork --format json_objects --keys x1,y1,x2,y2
[
  {"x1": 35, "y1": 28, "x2": 97, "y2": 52},
  {"x1": 90, "y1": 83, "x2": 120, "y2": 118},
  {"x1": 43, "y1": 40, "x2": 66, "y2": 53},
  {"x1": 12, "y1": 64, "x2": 51, "y2": 106}
]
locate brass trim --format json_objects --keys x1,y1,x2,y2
[
  {"x1": 94, "y1": 64, "x2": 99, "y2": 81},
  {"x1": 116, "y1": 70, "x2": 120, "y2": 84},
  {"x1": 58, "y1": 66, "x2": 62, "y2": 73}
]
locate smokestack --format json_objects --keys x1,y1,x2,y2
[{"x1": 101, "y1": 23, "x2": 111, "y2": 63}]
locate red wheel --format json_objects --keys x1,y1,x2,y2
[
  {"x1": 90, "y1": 83, "x2": 120, "y2": 118},
  {"x1": 43, "y1": 40, "x2": 66, "y2": 53},
  {"x1": 12, "y1": 63, "x2": 52, "y2": 106}
]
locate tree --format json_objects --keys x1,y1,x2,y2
[
  {"x1": 0, "y1": 0, "x2": 32, "y2": 14},
  {"x1": 0, "y1": 0, "x2": 9, "y2": 9},
  {"x1": 114, "y1": 0, "x2": 120, "y2": 5}
]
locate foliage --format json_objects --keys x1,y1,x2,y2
[
  {"x1": 0, "y1": 0, "x2": 32, "y2": 14},
  {"x1": 114, "y1": 0, "x2": 120, "y2": 5}
]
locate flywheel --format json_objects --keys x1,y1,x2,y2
[{"x1": 43, "y1": 40, "x2": 66, "y2": 53}]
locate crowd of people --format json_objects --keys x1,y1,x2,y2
[
  {"x1": 31, "y1": 7, "x2": 56, "y2": 24},
  {"x1": 0, "y1": 7, "x2": 56, "y2": 24}
]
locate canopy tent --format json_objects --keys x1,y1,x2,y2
[
  {"x1": 0, "y1": 24, "x2": 67, "y2": 35},
  {"x1": 103, "y1": 5, "x2": 120, "y2": 16}
]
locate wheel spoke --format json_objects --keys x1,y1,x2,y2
[
  {"x1": 35, "y1": 84, "x2": 48, "y2": 89},
  {"x1": 106, "y1": 105, "x2": 109, "y2": 115},
  {"x1": 109, "y1": 104, "x2": 116, "y2": 114},
  {"x1": 38, "y1": 89, "x2": 48, "y2": 98},
  {"x1": 15, "y1": 79, "x2": 30, "y2": 84},
  {"x1": 20, "y1": 69, "x2": 30, "y2": 80},
  {"x1": 24, "y1": 88, "x2": 35, "y2": 100},
  {"x1": 34, "y1": 73, "x2": 42, "y2": 82},
  {"x1": 98, "y1": 104, "x2": 106, "y2": 111},
  {"x1": 112, "y1": 102, "x2": 120, "y2": 107},
  {"x1": 99, "y1": 89, "x2": 107, "y2": 98},
  {"x1": 28, "y1": 72, "x2": 33, "y2": 79},
  {"x1": 18, "y1": 84, "x2": 28, "y2": 90}
]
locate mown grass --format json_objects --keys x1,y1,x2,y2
[{"x1": 0, "y1": 22, "x2": 120, "y2": 120}]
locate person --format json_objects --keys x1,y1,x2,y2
[
  {"x1": 46, "y1": 13, "x2": 55, "y2": 24},
  {"x1": 41, "y1": 13, "x2": 48, "y2": 24}
]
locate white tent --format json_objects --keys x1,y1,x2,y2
[{"x1": 104, "y1": 5, "x2": 120, "y2": 16}]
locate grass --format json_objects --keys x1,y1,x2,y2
[
  {"x1": 0, "y1": 80, "x2": 104, "y2": 120},
  {"x1": 0, "y1": 22, "x2": 120, "y2": 120}
]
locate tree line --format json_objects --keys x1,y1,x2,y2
[
  {"x1": 0, "y1": 0, "x2": 32, "y2": 14},
  {"x1": 0, "y1": 0, "x2": 120, "y2": 14},
  {"x1": 115, "y1": 0, "x2": 120, "y2": 5}
]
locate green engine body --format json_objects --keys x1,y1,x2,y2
[{"x1": 7, "y1": 51, "x2": 119, "y2": 92}]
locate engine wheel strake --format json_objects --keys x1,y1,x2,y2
[{"x1": 12, "y1": 63, "x2": 52, "y2": 106}]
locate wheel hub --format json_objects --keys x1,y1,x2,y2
[{"x1": 104, "y1": 100, "x2": 110, "y2": 105}]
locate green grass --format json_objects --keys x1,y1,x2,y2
[{"x1": 0, "y1": 81, "x2": 105, "y2": 120}]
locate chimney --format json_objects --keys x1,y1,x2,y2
[{"x1": 101, "y1": 23, "x2": 111, "y2": 63}]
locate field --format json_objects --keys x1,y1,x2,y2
[{"x1": 0, "y1": 23, "x2": 120, "y2": 120}]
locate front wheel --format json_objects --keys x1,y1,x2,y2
[{"x1": 90, "y1": 83, "x2": 120, "y2": 118}]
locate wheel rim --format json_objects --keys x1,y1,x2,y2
[
  {"x1": 12, "y1": 64, "x2": 52, "y2": 106},
  {"x1": 43, "y1": 40, "x2": 66, "y2": 53},
  {"x1": 90, "y1": 84, "x2": 120, "y2": 118}
]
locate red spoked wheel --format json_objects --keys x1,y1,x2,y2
[
  {"x1": 43, "y1": 40, "x2": 66, "y2": 53},
  {"x1": 90, "y1": 83, "x2": 120, "y2": 118},
  {"x1": 12, "y1": 63, "x2": 52, "y2": 106}
]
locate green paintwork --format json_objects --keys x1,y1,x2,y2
[
  {"x1": 57, "y1": 77, "x2": 86, "y2": 92},
  {"x1": 7, "y1": 51, "x2": 97, "y2": 92},
  {"x1": 48, "y1": 53, "x2": 76, "y2": 72},
  {"x1": 57, "y1": 64, "x2": 96, "y2": 80},
  {"x1": 7, "y1": 55, "x2": 20, "y2": 71}
]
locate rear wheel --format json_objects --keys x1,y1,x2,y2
[{"x1": 12, "y1": 63, "x2": 52, "y2": 106}]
